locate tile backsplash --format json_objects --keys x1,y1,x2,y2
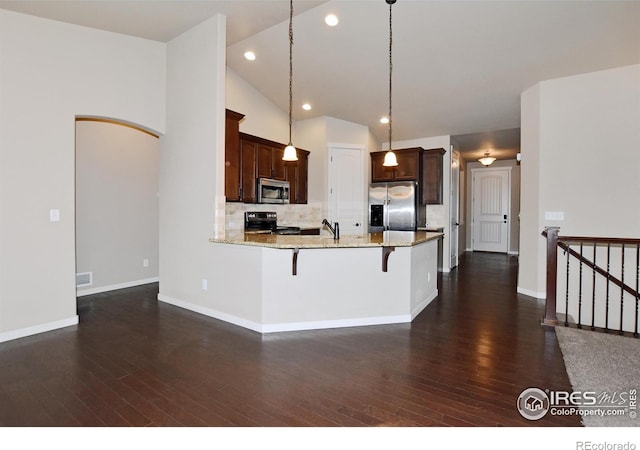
[{"x1": 225, "y1": 202, "x2": 323, "y2": 231}]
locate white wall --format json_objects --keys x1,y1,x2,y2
[
  {"x1": 226, "y1": 68, "x2": 289, "y2": 143},
  {"x1": 158, "y1": 15, "x2": 227, "y2": 309},
  {"x1": 75, "y1": 120, "x2": 159, "y2": 295},
  {"x1": 0, "y1": 10, "x2": 165, "y2": 342},
  {"x1": 519, "y1": 64, "x2": 640, "y2": 298}
]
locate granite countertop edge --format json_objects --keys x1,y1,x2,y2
[{"x1": 209, "y1": 231, "x2": 444, "y2": 249}]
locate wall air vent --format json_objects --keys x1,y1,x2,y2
[{"x1": 76, "y1": 272, "x2": 93, "y2": 287}]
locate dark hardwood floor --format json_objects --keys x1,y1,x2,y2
[{"x1": 0, "y1": 252, "x2": 580, "y2": 427}]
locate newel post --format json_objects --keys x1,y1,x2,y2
[{"x1": 542, "y1": 227, "x2": 560, "y2": 326}]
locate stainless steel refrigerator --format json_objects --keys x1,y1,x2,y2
[{"x1": 368, "y1": 181, "x2": 418, "y2": 232}]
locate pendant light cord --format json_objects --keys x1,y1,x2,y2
[
  {"x1": 387, "y1": 0, "x2": 393, "y2": 152},
  {"x1": 288, "y1": 0, "x2": 294, "y2": 146}
]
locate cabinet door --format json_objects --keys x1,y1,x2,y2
[
  {"x1": 224, "y1": 109, "x2": 244, "y2": 201},
  {"x1": 257, "y1": 144, "x2": 273, "y2": 179},
  {"x1": 371, "y1": 152, "x2": 395, "y2": 182},
  {"x1": 297, "y1": 152, "x2": 308, "y2": 204},
  {"x1": 421, "y1": 148, "x2": 445, "y2": 205},
  {"x1": 394, "y1": 149, "x2": 420, "y2": 180},
  {"x1": 240, "y1": 139, "x2": 258, "y2": 203},
  {"x1": 285, "y1": 151, "x2": 308, "y2": 204},
  {"x1": 271, "y1": 146, "x2": 287, "y2": 181}
]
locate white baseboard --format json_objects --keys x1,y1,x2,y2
[
  {"x1": 77, "y1": 277, "x2": 159, "y2": 297},
  {"x1": 508, "y1": 251, "x2": 520, "y2": 256},
  {"x1": 411, "y1": 290, "x2": 438, "y2": 320},
  {"x1": 517, "y1": 286, "x2": 546, "y2": 299},
  {"x1": 261, "y1": 314, "x2": 411, "y2": 333},
  {"x1": 0, "y1": 315, "x2": 79, "y2": 344},
  {"x1": 157, "y1": 294, "x2": 264, "y2": 333},
  {"x1": 158, "y1": 293, "x2": 422, "y2": 334}
]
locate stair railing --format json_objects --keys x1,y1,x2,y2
[{"x1": 542, "y1": 227, "x2": 640, "y2": 337}]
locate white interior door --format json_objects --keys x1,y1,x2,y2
[
  {"x1": 328, "y1": 144, "x2": 365, "y2": 236},
  {"x1": 472, "y1": 167, "x2": 510, "y2": 253},
  {"x1": 450, "y1": 151, "x2": 460, "y2": 268}
]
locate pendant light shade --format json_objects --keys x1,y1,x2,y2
[
  {"x1": 382, "y1": 0, "x2": 398, "y2": 167},
  {"x1": 479, "y1": 152, "x2": 496, "y2": 166},
  {"x1": 282, "y1": 0, "x2": 298, "y2": 161},
  {"x1": 383, "y1": 150, "x2": 398, "y2": 167},
  {"x1": 283, "y1": 144, "x2": 298, "y2": 161}
]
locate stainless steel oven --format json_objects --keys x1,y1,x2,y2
[{"x1": 257, "y1": 178, "x2": 290, "y2": 204}]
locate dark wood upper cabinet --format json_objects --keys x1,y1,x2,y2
[
  {"x1": 271, "y1": 147, "x2": 287, "y2": 181},
  {"x1": 240, "y1": 137, "x2": 258, "y2": 203},
  {"x1": 285, "y1": 150, "x2": 309, "y2": 204},
  {"x1": 224, "y1": 109, "x2": 245, "y2": 201},
  {"x1": 237, "y1": 131, "x2": 309, "y2": 204},
  {"x1": 420, "y1": 148, "x2": 446, "y2": 205},
  {"x1": 370, "y1": 146, "x2": 445, "y2": 205},
  {"x1": 370, "y1": 147, "x2": 421, "y2": 182}
]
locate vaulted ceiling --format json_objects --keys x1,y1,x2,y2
[{"x1": 2, "y1": 1, "x2": 639, "y2": 161}]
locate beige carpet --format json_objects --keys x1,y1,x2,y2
[{"x1": 555, "y1": 326, "x2": 640, "y2": 427}]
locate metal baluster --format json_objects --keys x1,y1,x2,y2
[
  {"x1": 565, "y1": 245, "x2": 570, "y2": 327},
  {"x1": 620, "y1": 243, "x2": 625, "y2": 335},
  {"x1": 605, "y1": 244, "x2": 611, "y2": 333},
  {"x1": 578, "y1": 242, "x2": 583, "y2": 329},
  {"x1": 591, "y1": 243, "x2": 597, "y2": 331}
]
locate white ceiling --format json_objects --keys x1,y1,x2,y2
[{"x1": 2, "y1": 0, "x2": 640, "y2": 161}]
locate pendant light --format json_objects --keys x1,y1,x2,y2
[
  {"x1": 282, "y1": 0, "x2": 298, "y2": 161},
  {"x1": 382, "y1": 0, "x2": 398, "y2": 167},
  {"x1": 478, "y1": 152, "x2": 496, "y2": 166}
]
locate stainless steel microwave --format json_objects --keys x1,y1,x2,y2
[{"x1": 257, "y1": 178, "x2": 290, "y2": 204}]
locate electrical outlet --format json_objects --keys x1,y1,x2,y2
[
  {"x1": 143, "y1": 259, "x2": 149, "y2": 267},
  {"x1": 201, "y1": 279, "x2": 208, "y2": 291}
]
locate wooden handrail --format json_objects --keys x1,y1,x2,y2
[{"x1": 542, "y1": 229, "x2": 640, "y2": 246}]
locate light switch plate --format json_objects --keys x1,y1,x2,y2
[
  {"x1": 49, "y1": 209, "x2": 60, "y2": 222},
  {"x1": 545, "y1": 211, "x2": 564, "y2": 221}
]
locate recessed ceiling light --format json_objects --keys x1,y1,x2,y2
[
  {"x1": 325, "y1": 14, "x2": 339, "y2": 27},
  {"x1": 380, "y1": 117, "x2": 389, "y2": 124},
  {"x1": 244, "y1": 51, "x2": 256, "y2": 61},
  {"x1": 302, "y1": 103, "x2": 312, "y2": 111}
]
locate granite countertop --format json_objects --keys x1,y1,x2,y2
[{"x1": 210, "y1": 230, "x2": 444, "y2": 249}]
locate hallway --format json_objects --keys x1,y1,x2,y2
[{"x1": 0, "y1": 252, "x2": 579, "y2": 426}]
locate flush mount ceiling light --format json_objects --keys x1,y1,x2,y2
[
  {"x1": 479, "y1": 152, "x2": 497, "y2": 166},
  {"x1": 243, "y1": 51, "x2": 256, "y2": 61},
  {"x1": 302, "y1": 103, "x2": 312, "y2": 111},
  {"x1": 380, "y1": 116, "x2": 389, "y2": 124},
  {"x1": 282, "y1": 0, "x2": 298, "y2": 162},
  {"x1": 382, "y1": 0, "x2": 398, "y2": 167},
  {"x1": 325, "y1": 13, "x2": 339, "y2": 26}
]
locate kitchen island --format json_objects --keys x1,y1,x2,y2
[{"x1": 160, "y1": 231, "x2": 443, "y2": 334}]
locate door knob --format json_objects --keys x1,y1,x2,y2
[{"x1": 355, "y1": 223, "x2": 360, "y2": 227}]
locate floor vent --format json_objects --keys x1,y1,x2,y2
[{"x1": 76, "y1": 272, "x2": 93, "y2": 287}]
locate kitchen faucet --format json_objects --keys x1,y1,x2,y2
[{"x1": 322, "y1": 219, "x2": 339, "y2": 240}]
